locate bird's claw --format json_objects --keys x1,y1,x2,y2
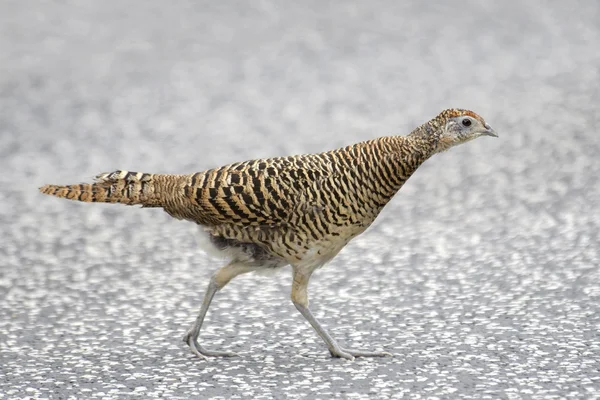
[
  {"x1": 329, "y1": 346, "x2": 393, "y2": 360},
  {"x1": 183, "y1": 330, "x2": 238, "y2": 359}
]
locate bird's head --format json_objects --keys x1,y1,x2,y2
[
  {"x1": 432, "y1": 109, "x2": 498, "y2": 153},
  {"x1": 410, "y1": 109, "x2": 498, "y2": 153}
]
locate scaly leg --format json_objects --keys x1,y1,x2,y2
[
  {"x1": 291, "y1": 268, "x2": 392, "y2": 361},
  {"x1": 183, "y1": 261, "x2": 255, "y2": 359}
]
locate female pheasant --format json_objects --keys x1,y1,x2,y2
[{"x1": 40, "y1": 108, "x2": 497, "y2": 360}]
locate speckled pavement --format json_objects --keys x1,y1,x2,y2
[{"x1": 1, "y1": 1, "x2": 599, "y2": 399}]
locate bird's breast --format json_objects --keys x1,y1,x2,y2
[{"x1": 275, "y1": 220, "x2": 372, "y2": 270}]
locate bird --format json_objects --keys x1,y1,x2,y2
[{"x1": 39, "y1": 108, "x2": 497, "y2": 360}]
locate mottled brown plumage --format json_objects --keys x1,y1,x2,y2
[{"x1": 40, "y1": 108, "x2": 497, "y2": 360}]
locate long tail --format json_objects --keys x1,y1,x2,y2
[{"x1": 39, "y1": 170, "x2": 168, "y2": 207}]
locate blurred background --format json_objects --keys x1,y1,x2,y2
[{"x1": 1, "y1": 0, "x2": 599, "y2": 398}]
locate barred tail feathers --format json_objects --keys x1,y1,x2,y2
[{"x1": 39, "y1": 170, "x2": 166, "y2": 207}]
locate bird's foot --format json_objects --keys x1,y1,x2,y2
[
  {"x1": 182, "y1": 330, "x2": 238, "y2": 359},
  {"x1": 329, "y1": 346, "x2": 393, "y2": 361}
]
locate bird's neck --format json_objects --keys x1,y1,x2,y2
[
  {"x1": 406, "y1": 119, "x2": 445, "y2": 156},
  {"x1": 362, "y1": 136, "x2": 432, "y2": 198},
  {"x1": 333, "y1": 136, "x2": 432, "y2": 218}
]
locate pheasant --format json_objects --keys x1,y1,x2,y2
[{"x1": 39, "y1": 108, "x2": 497, "y2": 360}]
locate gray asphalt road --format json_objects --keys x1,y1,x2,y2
[{"x1": 1, "y1": 1, "x2": 599, "y2": 399}]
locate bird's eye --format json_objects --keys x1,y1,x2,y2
[{"x1": 462, "y1": 118, "x2": 472, "y2": 127}]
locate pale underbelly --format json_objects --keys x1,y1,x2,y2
[{"x1": 196, "y1": 218, "x2": 374, "y2": 270}]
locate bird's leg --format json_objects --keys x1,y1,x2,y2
[
  {"x1": 291, "y1": 269, "x2": 392, "y2": 361},
  {"x1": 183, "y1": 261, "x2": 255, "y2": 359}
]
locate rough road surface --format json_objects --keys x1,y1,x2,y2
[{"x1": 1, "y1": 1, "x2": 599, "y2": 399}]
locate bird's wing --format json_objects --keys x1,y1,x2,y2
[{"x1": 186, "y1": 154, "x2": 339, "y2": 229}]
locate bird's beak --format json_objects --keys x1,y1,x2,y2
[{"x1": 482, "y1": 123, "x2": 498, "y2": 137}]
